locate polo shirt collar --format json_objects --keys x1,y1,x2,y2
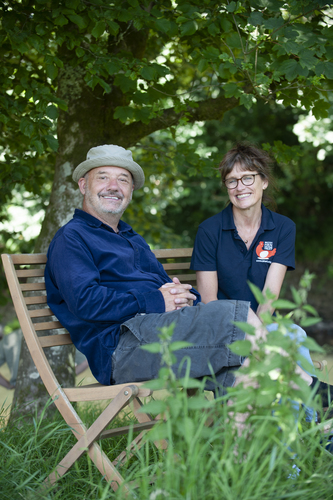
[
  {"x1": 221, "y1": 203, "x2": 276, "y2": 231},
  {"x1": 73, "y1": 209, "x2": 133, "y2": 233}
]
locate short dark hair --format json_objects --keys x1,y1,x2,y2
[{"x1": 219, "y1": 143, "x2": 276, "y2": 208}]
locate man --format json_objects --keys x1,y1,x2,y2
[{"x1": 44, "y1": 145, "x2": 284, "y2": 392}]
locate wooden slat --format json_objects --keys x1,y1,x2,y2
[
  {"x1": 39, "y1": 333, "x2": 72, "y2": 347},
  {"x1": 11, "y1": 253, "x2": 47, "y2": 265},
  {"x1": 21, "y1": 282, "x2": 45, "y2": 291},
  {"x1": 64, "y1": 383, "x2": 152, "y2": 402},
  {"x1": 100, "y1": 421, "x2": 156, "y2": 439},
  {"x1": 25, "y1": 295, "x2": 47, "y2": 305},
  {"x1": 162, "y1": 263, "x2": 191, "y2": 270},
  {"x1": 152, "y1": 248, "x2": 192, "y2": 259},
  {"x1": 165, "y1": 273, "x2": 197, "y2": 282},
  {"x1": 17, "y1": 269, "x2": 45, "y2": 278},
  {"x1": 29, "y1": 308, "x2": 54, "y2": 318},
  {"x1": 33, "y1": 321, "x2": 63, "y2": 331}
]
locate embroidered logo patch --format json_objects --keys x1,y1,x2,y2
[{"x1": 256, "y1": 241, "x2": 276, "y2": 260}]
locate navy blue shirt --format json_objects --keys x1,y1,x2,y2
[
  {"x1": 45, "y1": 209, "x2": 200, "y2": 385},
  {"x1": 190, "y1": 204, "x2": 295, "y2": 311}
]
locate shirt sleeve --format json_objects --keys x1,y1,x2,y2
[
  {"x1": 46, "y1": 231, "x2": 166, "y2": 325},
  {"x1": 273, "y1": 218, "x2": 296, "y2": 270},
  {"x1": 190, "y1": 225, "x2": 218, "y2": 271}
]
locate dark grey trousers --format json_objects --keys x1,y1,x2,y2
[{"x1": 112, "y1": 300, "x2": 249, "y2": 394}]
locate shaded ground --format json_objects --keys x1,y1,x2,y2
[{"x1": 0, "y1": 364, "x2": 98, "y2": 424}]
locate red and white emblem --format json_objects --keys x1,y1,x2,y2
[{"x1": 256, "y1": 241, "x2": 276, "y2": 259}]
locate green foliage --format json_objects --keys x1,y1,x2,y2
[
  {"x1": 115, "y1": 277, "x2": 333, "y2": 497},
  {"x1": 1, "y1": 276, "x2": 333, "y2": 498},
  {"x1": 1, "y1": 0, "x2": 333, "y2": 208}
]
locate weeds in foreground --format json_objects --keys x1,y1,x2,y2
[{"x1": 1, "y1": 279, "x2": 333, "y2": 499}]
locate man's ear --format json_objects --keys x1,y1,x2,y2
[{"x1": 78, "y1": 177, "x2": 86, "y2": 195}]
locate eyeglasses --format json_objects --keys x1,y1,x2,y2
[{"x1": 223, "y1": 173, "x2": 260, "y2": 189}]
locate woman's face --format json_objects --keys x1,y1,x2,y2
[{"x1": 225, "y1": 162, "x2": 268, "y2": 211}]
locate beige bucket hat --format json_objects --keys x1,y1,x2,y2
[{"x1": 72, "y1": 144, "x2": 145, "y2": 190}]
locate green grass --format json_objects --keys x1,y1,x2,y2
[
  {"x1": 1, "y1": 278, "x2": 333, "y2": 499},
  {"x1": 0, "y1": 391, "x2": 332, "y2": 500}
]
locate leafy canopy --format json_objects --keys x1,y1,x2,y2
[{"x1": 1, "y1": 0, "x2": 333, "y2": 206}]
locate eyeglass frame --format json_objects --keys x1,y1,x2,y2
[{"x1": 223, "y1": 173, "x2": 261, "y2": 189}]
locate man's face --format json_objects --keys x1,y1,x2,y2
[{"x1": 78, "y1": 166, "x2": 134, "y2": 221}]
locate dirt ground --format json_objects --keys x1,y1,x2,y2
[{"x1": 0, "y1": 363, "x2": 98, "y2": 423}]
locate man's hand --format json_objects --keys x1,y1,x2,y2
[{"x1": 159, "y1": 277, "x2": 196, "y2": 311}]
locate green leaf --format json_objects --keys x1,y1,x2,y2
[
  {"x1": 45, "y1": 105, "x2": 58, "y2": 120},
  {"x1": 233, "y1": 322, "x2": 255, "y2": 336},
  {"x1": 187, "y1": 396, "x2": 212, "y2": 410},
  {"x1": 170, "y1": 341, "x2": 192, "y2": 352},
  {"x1": 312, "y1": 99, "x2": 330, "y2": 120},
  {"x1": 178, "y1": 417, "x2": 194, "y2": 444},
  {"x1": 140, "y1": 66, "x2": 156, "y2": 81},
  {"x1": 323, "y1": 61, "x2": 333, "y2": 79},
  {"x1": 91, "y1": 21, "x2": 106, "y2": 39},
  {"x1": 271, "y1": 299, "x2": 296, "y2": 310},
  {"x1": 45, "y1": 135, "x2": 59, "y2": 151},
  {"x1": 142, "y1": 379, "x2": 166, "y2": 391},
  {"x1": 299, "y1": 317, "x2": 322, "y2": 328},
  {"x1": 32, "y1": 139, "x2": 44, "y2": 155},
  {"x1": 114, "y1": 74, "x2": 137, "y2": 92},
  {"x1": 141, "y1": 343, "x2": 161, "y2": 354},
  {"x1": 155, "y1": 19, "x2": 170, "y2": 33},
  {"x1": 247, "y1": 281, "x2": 266, "y2": 305},
  {"x1": 198, "y1": 59, "x2": 209, "y2": 73},
  {"x1": 240, "y1": 93, "x2": 254, "y2": 110},
  {"x1": 75, "y1": 47, "x2": 85, "y2": 58},
  {"x1": 67, "y1": 14, "x2": 87, "y2": 30},
  {"x1": 226, "y1": 1, "x2": 237, "y2": 12},
  {"x1": 46, "y1": 64, "x2": 58, "y2": 81},
  {"x1": 299, "y1": 49, "x2": 317, "y2": 70},
  {"x1": 54, "y1": 15, "x2": 68, "y2": 26},
  {"x1": 180, "y1": 21, "x2": 198, "y2": 37},
  {"x1": 279, "y1": 59, "x2": 299, "y2": 81},
  {"x1": 105, "y1": 61, "x2": 121, "y2": 75},
  {"x1": 106, "y1": 20, "x2": 120, "y2": 35},
  {"x1": 302, "y1": 304, "x2": 318, "y2": 316},
  {"x1": 139, "y1": 399, "x2": 167, "y2": 414},
  {"x1": 228, "y1": 339, "x2": 252, "y2": 356},
  {"x1": 223, "y1": 82, "x2": 242, "y2": 98},
  {"x1": 301, "y1": 336, "x2": 324, "y2": 352},
  {"x1": 208, "y1": 22, "x2": 219, "y2": 36},
  {"x1": 248, "y1": 12, "x2": 264, "y2": 26},
  {"x1": 20, "y1": 119, "x2": 35, "y2": 138},
  {"x1": 290, "y1": 286, "x2": 302, "y2": 306},
  {"x1": 263, "y1": 18, "x2": 284, "y2": 31}
]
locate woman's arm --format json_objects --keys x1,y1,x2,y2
[
  {"x1": 256, "y1": 262, "x2": 287, "y2": 317},
  {"x1": 196, "y1": 270, "x2": 218, "y2": 303}
]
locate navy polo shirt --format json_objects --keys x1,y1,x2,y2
[
  {"x1": 45, "y1": 209, "x2": 200, "y2": 385},
  {"x1": 190, "y1": 204, "x2": 295, "y2": 311}
]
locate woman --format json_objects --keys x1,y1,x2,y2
[
  {"x1": 190, "y1": 143, "x2": 332, "y2": 408},
  {"x1": 191, "y1": 143, "x2": 289, "y2": 315}
]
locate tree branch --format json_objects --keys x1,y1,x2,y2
[{"x1": 115, "y1": 95, "x2": 239, "y2": 146}]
